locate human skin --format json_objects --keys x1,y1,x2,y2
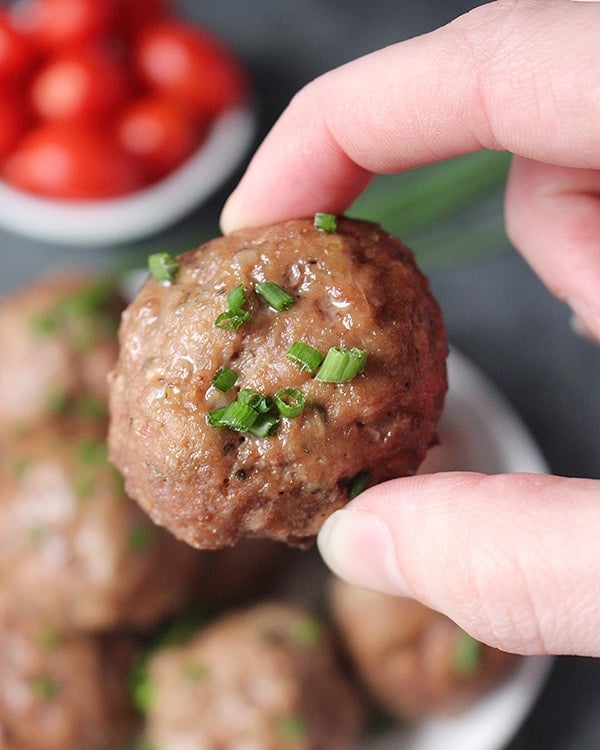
[{"x1": 221, "y1": 0, "x2": 600, "y2": 657}]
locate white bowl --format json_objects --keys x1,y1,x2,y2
[
  {"x1": 0, "y1": 106, "x2": 256, "y2": 247},
  {"x1": 361, "y1": 348, "x2": 553, "y2": 750}
]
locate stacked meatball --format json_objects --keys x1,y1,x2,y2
[{"x1": 0, "y1": 273, "x2": 206, "y2": 749}]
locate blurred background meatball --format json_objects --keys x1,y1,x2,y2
[
  {"x1": 0, "y1": 273, "x2": 123, "y2": 435},
  {"x1": 0, "y1": 616, "x2": 138, "y2": 750},
  {"x1": 139, "y1": 601, "x2": 363, "y2": 749},
  {"x1": 0, "y1": 420, "x2": 203, "y2": 632},
  {"x1": 328, "y1": 577, "x2": 518, "y2": 720}
]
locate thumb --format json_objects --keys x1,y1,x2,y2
[{"x1": 317, "y1": 472, "x2": 600, "y2": 656}]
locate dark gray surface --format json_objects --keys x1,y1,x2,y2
[{"x1": 1, "y1": 1, "x2": 598, "y2": 747}]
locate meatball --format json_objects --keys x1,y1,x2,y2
[
  {"x1": 109, "y1": 217, "x2": 447, "y2": 548},
  {"x1": 0, "y1": 273, "x2": 124, "y2": 435},
  {"x1": 0, "y1": 420, "x2": 202, "y2": 632},
  {"x1": 0, "y1": 616, "x2": 138, "y2": 750},
  {"x1": 140, "y1": 601, "x2": 363, "y2": 749},
  {"x1": 328, "y1": 577, "x2": 518, "y2": 719}
]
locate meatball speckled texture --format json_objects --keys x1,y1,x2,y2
[
  {"x1": 0, "y1": 616, "x2": 138, "y2": 750},
  {"x1": 0, "y1": 421, "x2": 202, "y2": 632},
  {"x1": 328, "y1": 577, "x2": 518, "y2": 719},
  {"x1": 0, "y1": 274, "x2": 123, "y2": 435},
  {"x1": 109, "y1": 217, "x2": 447, "y2": 548},
  {"x1": 141, "y1": 602, "x2": 363, "y2": 750}
]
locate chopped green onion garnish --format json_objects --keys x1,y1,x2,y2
[
  {"x1": 216, "y1": 401, "x2": 259, "y2": 432},
  {"x1": 248, "y1": 413, "x2": 280, "y2": 437},
  {"x1": 348, "y1": 470, "x2": 371, "y2": 499},
  {"x1": 214, "y1": 309, "x2": 250, "y2": 330},
  {"x1": 255, "y1": 281, "x2": 296, "y2": 312},
  {"x1": 207, "y1": 407, "x2": 227, "y2": 427},
  {"x1": 274, "y1": 388, "x2": 305, "y2": 418},
  {"x1": 314, "y1": 212, "x2": 337, "y2": 232},
  {"x1": 287, "y1": 341, "x2": 324, "y2": 372},
  {"x1": 148, "y1": 252, "x2": 179, "y2": 282},
  {"x1": 215, "y1": 284, "x2": 250, "y2": 330},
  {"x1": 238, "y1": 388, "x2": 273, "y2": 413},
  {"x1": 315, "y1": 346, "x2": 368, "y2": 382},
  {"x1": 212, "y1": 366, "x2": 238, "y2": 392},
  {"x1": 32, "y1": 674, "x2": 58, "y2": 701},
  {"x1": 278, "y1": 714, "x2": 307, "y2": 742},
  {"x1": 453, "y1": 630, "x2": 483, "y2": 675},
  {"x1": 226, "y1": 284, "x2": 246, "y2": 313}
]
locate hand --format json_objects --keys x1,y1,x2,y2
[{"x1": 221, "y1": 0, "x2": 600, "y2": 657}]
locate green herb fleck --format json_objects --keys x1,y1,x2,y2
[
  {"x1": 39, "y1": 628, "x2": 62, "y2": 650},
  {"x1": 32, "y1": 674, "x2": 58, "y2": 701},
  {"x1": 347, "y1": 470, "x2": 371, "y2": 499},
  {"x1": 291, "y1": 616, "x2": 323, "y2": 646},
  {"x1": 453, "y1": 629, "x2": 483, "y2": 675},
  {"x1": 314, "y1": 212, "x2": 337, "y2": 232},
  {"x1": 128, "y1": 524, "x2": 155, "y2": 555},
  {"x1": 278, "y1": 714, "x2": 306, "y2": 742},
  {"x1": 148, "y1": 252, "x2": 179, "y2": 282},
  {"x1": 182, "y1": 662, "x2": 210, "y2": 682}
]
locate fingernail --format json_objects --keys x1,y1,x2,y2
[
  {"x1": 317, "y1": 509, "x2": 411, "y2": 596},
  {"x1": 567, "y1": 297, "x2": 600, "y2": 342}
]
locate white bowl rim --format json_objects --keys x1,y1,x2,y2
[{"x1": 0, "y1": 105, "x2": 256, "y2": 247}]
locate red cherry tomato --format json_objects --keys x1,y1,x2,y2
[
  {"x1": 117, "y1": 0, "x2": 171, "y2": 38},
  {"x1": 116, "y1": 94, "x2": 206, "y2": 181},
  {"x1": 2, "y1": 123, "x2": 146, "y2": 200},
  {"x1": 0, "y1": 10, "x2": 38, "y2": 82},
  {"x1": 0, "y1": 93, "x2": 29, "y2": 161},
  {"x1": 10, "y1": 0, "x2": 118, "y2": 49},
  {"x1": 30, "y1": 45, "x2": 132, "y2": 124},
  {"x1": 134, "y1": 20, "x2": 248, "y2": 118}
]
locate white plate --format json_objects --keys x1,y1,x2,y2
[
  {"x1": 0, "y1": 106, "x2": 256, "y2": 247},
  {"x1": 362, "y1": 347, "x2": 553, "y2": 750}
]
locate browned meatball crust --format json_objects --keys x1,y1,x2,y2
[
  {"x1": 328, "y1": 578, "x2": 518, "y2": 719},
  {"x1": 109, "y1": 217, "x2": 447, "y2": 548},
  {"x1": 0, "y1": 420, "x2": 202, "y2": 632},
  {"x1": 141, "y1": 601, "x2": 363, "y2": 749},
  {"x1": 0, "y1": 617, "x2": 138, "y2": 750},
  {"x1": 0, "y1": 273, "x2": 123, "y2": 435}
]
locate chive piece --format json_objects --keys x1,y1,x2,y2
[
  {"x1": 218, "y1": 401, "x2": 259, "y2": 432},
  {"x1": 128, "y1": 524, "x2": 155, "y2": 555},
  {"x1": 453, "y1": 630, "x2": 483, "y2": 675},
  {"x1": 274, "y1": 388, "x2": 305, "y2": 418},
  {"x1": 255, "y1": 281, "x2": 295, "y2": 312},
  {"x1": 238, "y1": 389, "x2": 273, "y2": 414},
  {"x1": 148, "y1": 252, "x2": 179, "y2": 282},
  {"x1": 226, "y1": 283, "x2": 246, "y2": 312},
  {"x1": 32, "y1": 674, "x2": 58, "y2": 701},
  {"x1": 214, "y1": 309, "x2": 250, "y2": 330},
  {"x1": 348, "y1": 470, "x2": 371, "y2": 499},
  {"x1": 212, "y1": 366, "x2": 238, "y2": 392},
  {"x1": 291, "y1": 616, "x2": 323, "y2": 646},
  {"x1": 248, "y1": 413, "x2": 280, "y2": 438},
  {"x1": 287, "y1": 341, "x2": 324, "y2": 372},
  {"x1": 39, "y1": 628, "x2": 62, "y2": 650},
  {"x1": 314, "y1": 212, "x2": 337, "y2": 232},
  {"x1": 182, "y1": 662, "x2": 210, "y2": 682},
  {"x1": 278, "y1": 714, "x2": 306, "y2": 742},
  {"x1": 207, "y1": 407, "x2": 227, "y2": 427},
  {"x1": 315, "y1": 346, "x2": 367, "y2": 382}
]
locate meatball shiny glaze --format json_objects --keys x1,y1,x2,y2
[
  {"x1": 328, "y1": 577, "x2": 518, "y2": 719},
  {"x1": 109, "y1": 217, "x2": 447, "y2": 548},
  {"x1": 0, "y1": 273, "x2": 123, "y2": 434},
  {"x1": 141, "y1": 601, "x2": 363, "y2": 750},
  {"x1": 0, "y1": 616, "x2": 137, "y2": 750},
  {"x1": 0, "y1": 420, "x2": 202, "y2": 632}
]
